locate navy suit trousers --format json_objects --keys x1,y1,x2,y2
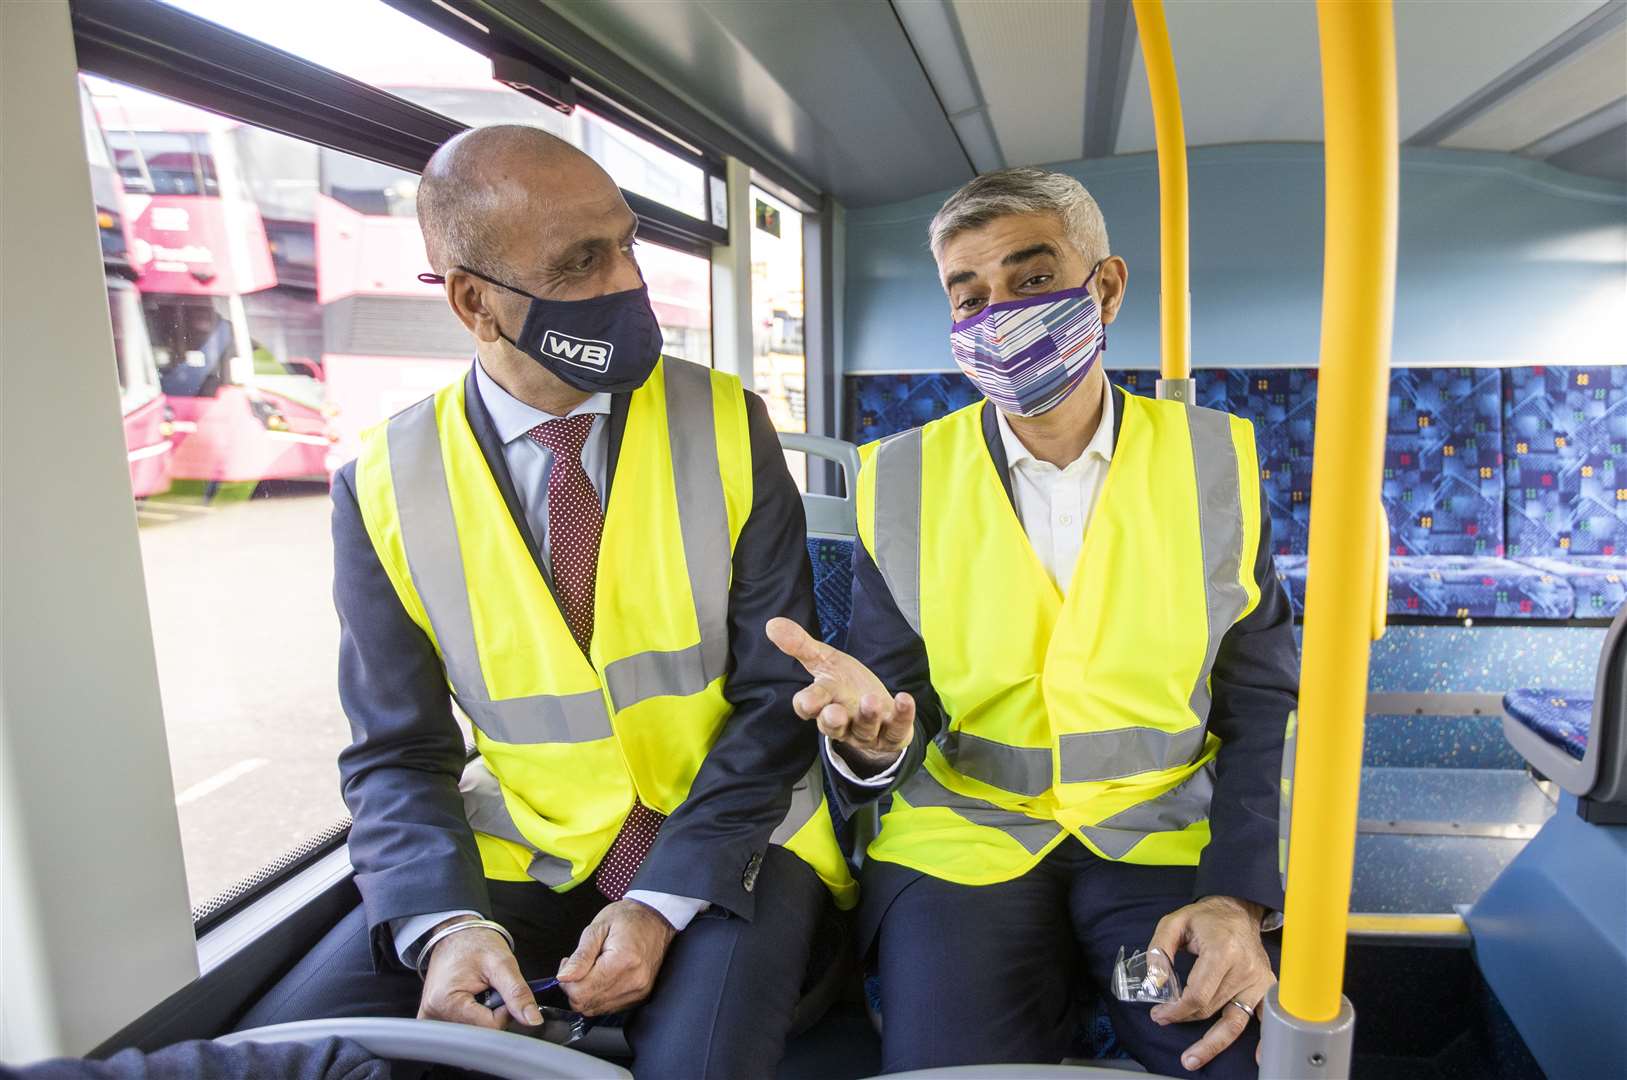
[
  {"x1": 867, "y1": 841, "x2": 1280, "y2": 1077},
  {"x1": 240, "y1": 846, "x2": 827, "y2": 1080}
]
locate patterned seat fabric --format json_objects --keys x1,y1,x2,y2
[
  {"x1": 1503, "y1": 688, "x2": 1592, "y2": 761},
  {"x1": 1274, "y1": 554, "x2": 1309, "y2": 616},
  {"x1": 1514, "y1": 556, "x2": 1627, "y2": 619},
  {"x1": 1385, "y1": 368, "x2": 1505, "y2": 557},
  {"x1": 808, "y1": 537, "x2": 855, "y2": 648},
  {"x1": 1227, "y1": 370, "x2": 1318, "y2": 555},
  {"x1": 846, "y1": 372, "x2": 981, "y2": 444},
  {"x1": 1387, "y1": 556, "x2": 1574, "y2": 620},
  {"x1": 1505, "y1": 366, "x2": 1627, "y2": 559}
]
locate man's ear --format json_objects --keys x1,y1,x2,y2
[
  {"x1": 445, "y1": 269, "x2": 504, "y2": 343},
  {"x1": 1097, "y1": 256, "x2": 1129, "y2": 325}
]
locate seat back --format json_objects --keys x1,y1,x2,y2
[
  {"x1": 780, "y1": 433, "x2": 863, "y2": 648},
  {"x1": 1586, "y1": 600, "x2": 1627, "y2": 809}
]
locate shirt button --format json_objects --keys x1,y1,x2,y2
[{"x1": 1058, "y1": 514, "x2": 1073, "y2": 526}]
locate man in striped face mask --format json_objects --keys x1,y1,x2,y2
[{"x1": 769, "y1": 166, "x2": 1299, "y2": 1078}]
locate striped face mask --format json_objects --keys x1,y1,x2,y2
[{"x1": 949, "y1": 264, "x2": 1106, "y2": 417}]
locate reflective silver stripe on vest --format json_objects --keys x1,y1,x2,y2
[
  {"x1": 1058, "y1": 726, "x2": 1209, "y2": 784},
  {"x1": 898, "y1": 766, "x2": 1062, "y2": 855},
  {"x1": 389, "y1": 398, "x2": 613, "y2": 745},
  {"x1": 1184, "y1": 404, "x2": 1249, "y2": 729},
  {"x1": 937, "y1": 730, "x2": 1054, "y2": 797},
  {"x1": 1278, "y1": 710, "x2": 1297, "y2": 888},
  {"x1": 1077, "y1": 763, "x2": 1215, "y2": 859},
  {"x1": 459, "y1": 758, "x2": 575, "y2": 887},
  {"x1": 769, "y1": 760, "x2": 825, "y2": 845},
  {"x1": 583, "y1": 357, "x2": 733, "y2": 713},
  {"x1": 389, "y1": 398, "x2": 490, "y2": 707},
  {"x1": 869, "y1": 429, "x2": 923, "y2": 635}
]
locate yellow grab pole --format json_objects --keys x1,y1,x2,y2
[
  {"x1": 1277, "y1": 0, "x2": 1398, "y2": 1026},
  {"x1": 1130, "y1": 0, "x2": 1192, "y2": 391}
]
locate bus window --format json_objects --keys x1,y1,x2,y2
[
  {"x1": 750, "y1": 186, "x2": 808, "y2": 489},
  {"x1": 160, "y1": 0, "x2": 708, "y2": 220},
  {"x1": 77, "y1": 72, "x2": 718, "y2": 910}
]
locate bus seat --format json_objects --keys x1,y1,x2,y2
[
  {"x1": 1468, "y1": 600, "x2": 1627, "y2": 1079},
  {"x1": 779, "y1": 433, "x2": 863, "y2": 648},
  {"x1": 1498, "y1": 600, "x2": 1626, "y2": 803},
  {"x1": 216, "y1": 1017, "x2": 630, "y2": 1078}
]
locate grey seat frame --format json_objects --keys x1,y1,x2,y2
[{"x1": 1501, "y1": 601, "x2": 1627, "y2": 808}]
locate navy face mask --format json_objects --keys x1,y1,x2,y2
[{"x1": 420, "y1": 267, "x2": 664, "y2": 394}]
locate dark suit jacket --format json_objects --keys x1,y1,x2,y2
[
  {"x1": 831, "y1": 386, "x2": 1299, "y2": 915},
  {"x1": 332, "y1": 365, "x2": 819, "y2": 970}
]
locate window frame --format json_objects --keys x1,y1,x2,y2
[{"x1": 70, "y1": 0, "x2": 727, "y2": 250}]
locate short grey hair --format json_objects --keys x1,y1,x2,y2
[{"x1": 928, "y1": 167, "x2": 1110, "y2": 268}]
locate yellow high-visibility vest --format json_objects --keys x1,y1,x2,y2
[
  {"x1": 354, "y1": 357, "x2": 855, "y2": 907},
  {"x1": 855, "y1": 390, "x2": 1261, "y2": 885}
]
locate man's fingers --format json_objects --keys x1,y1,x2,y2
[
  {"x1": 482, "y1": 949, "x2": 543, "y2": 1027},
  {"x1": 1178, "y1": 1002, "x2": 1251, "y2": 1072},
  {"x1": 1155, "y1": 951, "x2": 1230, "y2": 1024},
  {"x1": 816, "y1": 702, "x2": 852, "y2": 741},
  {"x1": 423, "y1": 990, "x2": 504, "y2": 1030},
  {"x1": 558, "y1": 919, "x2": 608, "y2": 982},
  {"x1": 851, "y1": 693, "x2": 890, "y2": 744},
  {"x1": 879, "y1": 692, "x2": 916, "y2": 747},
  {"x1": 792, "y1": 683, "x2": 834, "y2": 721},
  {"x1": 1147, "y1": 910, "x2": 1188, "y2": 964},
  {"x1": 765, "y1": 617, "x2": 830, "y2": 674}
]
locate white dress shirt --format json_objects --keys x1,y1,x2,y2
[
  {"x1": 392, "y1": 360, "x2": 707, "y2": 969},
  {"x1": 825, "y1": 375, "x2": 1115, "y2": 786}
]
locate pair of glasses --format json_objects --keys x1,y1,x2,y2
[{"x1": 476, "y1": 975, "x2": 559, "y2": 1012}]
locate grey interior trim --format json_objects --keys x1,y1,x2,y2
[
  {"x1": 779, "y1": 433, "x2": 862, "y2": 537},
  {"x1": 219, "y1": 1018, "x2": 632, "y2": 1079},
  {"x1": 1083, "y1": 0, "x2": 1137, "y2": 160},
  {"x1": 888, "y1": 0, "x2": 1002, "y2": 173},
  {"x1": 1405, "y1": 0, "x2": 1627, "y2": 147},
  {"x1": 1358, "y1": 820, "x2": 1541, "y2": 840},
  {"x1": 1520, "y1": 94, "x2": 1627, "y2": 158},
  {"x1": 197, "y1": 847, "x2": 355, "y2": 976},
  {"x1": 1545, "y1": 119, "x2": 1627, "y2": 181},
  {"x1": 1365, "y1": 692, "x2": 1508, "y2": 717}
]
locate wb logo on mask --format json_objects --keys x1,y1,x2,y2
[{"x1": 540, "y1": 331, "x2": 614, "y2": 372}]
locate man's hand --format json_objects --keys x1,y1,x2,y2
[
  {"x1": 765, "y1": 617, "x2": 915, "y2": 772},
  {"x1": 418, "y1": 916, "x2": 543, "y2": 1030},
  {"x1": 1147, "y1": 896, "x2": 1275, "y2": 1072},
  {"x1": 556, "y1": 900, "x2": 677, "y2": 1016}
]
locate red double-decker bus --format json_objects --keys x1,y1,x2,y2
[{"x1": 90, "y1": 80, "x2": 332, "y2": 487}]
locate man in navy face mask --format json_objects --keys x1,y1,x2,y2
[
  {"x1": 769, "y1": 167, "x2": 1299, "y2": 1077},
  {"x1": 239, "y1": 125, "x2": 855, "y2": 1078}
]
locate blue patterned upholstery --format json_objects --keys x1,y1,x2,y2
[
  {"x1": 1227, "y1": 370, "x2": 1319, "y2": 555},
  {"x1": 1514, "y1": 557, "x2": 1627, "y2": 619},
  {"x1": 1505, "y1": 366, "x2": 1627, "y2": 559},
  {"x1": 1387, "y1": 556, "x2": 1574, "y2": 620},
  {"x1": 1274, "y1": 554, "x2": 1308, "y2": 616},
  {"x1": 1384, "y1": 368, "x2": 1504, "y2": 557},
  {"x1": 808, "y1": 537, "x2": 855, "y2": 648},
  {"x1": 845, "y1": 372, "x2": 981, "y2": 444},
  {"x1": 1503, "y1": 688, "x2": 1591, "y2": 761}
]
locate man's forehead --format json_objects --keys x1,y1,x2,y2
[{"x1": 940, "y1": 213, "x2": 1074, "y2": 283}]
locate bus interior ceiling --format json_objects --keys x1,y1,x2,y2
[{"x1": 2, "y1": 0, "x2": 1624, "y2": 1078}]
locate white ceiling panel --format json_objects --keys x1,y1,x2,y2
[
  {"x1": 1395, "y1": 0, "x2": 1609, "y2": 140},
  {"x1": 1114, "y1": 1, "x2": 1611, "y2": 154},
  {"x1": 1115, "y1": 1, "x2": 1323, "y2": 155},
  {"x1": 1442, "y1": 23, "x2": 1627, "y2": 150},
  {"x1": 952, "y1": 0, "x2": 1091, "y2": 167}
]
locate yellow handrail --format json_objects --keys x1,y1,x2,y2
[
  {"x1": 1278, "y1": 0, "x2": 1398, "y2": 1024},
  {"x1": 1130, "y1": 0, "x2": 1191, "y2": 383}
]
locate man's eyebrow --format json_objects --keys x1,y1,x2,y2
[
  {"x1": 945, "y1": 268, "x2": 977, "y2": 288},
  {"x1": 1002, "y1": 242, "x2": 1059, "y2": 266}
]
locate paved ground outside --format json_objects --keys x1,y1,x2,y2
[{"x1": 138, "y1": 486, "x2": 351, "y2": 909}]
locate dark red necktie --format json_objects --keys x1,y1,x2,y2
[{"x1": 526, "y1": 414, "x2": 664, "y2": 900}]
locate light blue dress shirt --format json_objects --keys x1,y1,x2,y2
[{"x1": 392, "y1": 360, "x2": 707, "y2": 969}]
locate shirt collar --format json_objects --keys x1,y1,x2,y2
[
  {"x1": 473, "y1": 359, "x2": 612, "y2": 445},
  {"x1": 996, "y1": 372, "x2": 1115, "y2": 472}
]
